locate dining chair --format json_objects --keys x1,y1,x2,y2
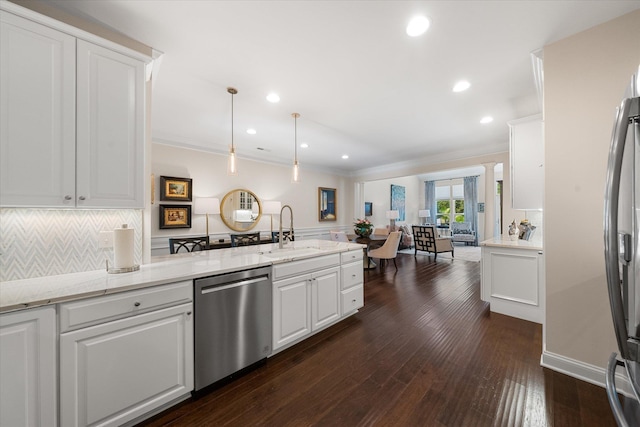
[
  {"x1": 272, "y1": 230, "x2": 295, "y2": 243},
  {"x1": 230, "y1": 232, "x2": 261, "y2": 247},
  {"x1": 329, "y1": 231, "x2": 349, "y2": 242},
  {"x1": 372, "y1": 228, "x2": 389, "y2": 236},
  {"x1": 169, "y1": 236, "x2": 210, "y2": 254},
  {"x1": 367, "y1": 231, "x2": 402, "y2": 269}
]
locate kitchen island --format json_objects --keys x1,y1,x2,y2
[
  {"x1": 480, "y1": 236, "x2": 544, "y2": 324},
  {"x1": 0, "y1": 239, "x2": 365, "y2": 427},
  {"x1": 0, "y1": 239, "x2": 363, "y2": 313}
]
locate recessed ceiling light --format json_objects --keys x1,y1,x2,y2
[
  {"x1": 300, "y1": 143, "x2": 309, "y2": 148},
  {"x1": 266, "y1": 93, "x2": 280, "y2": 103},
  {"x1": 480, "y1": 116, "x2": 494, "y2": 124},
  {"x1": 246, "y1": 128, "x2": 256, "y2": 135},
  {"x1": 342, "y1": 154, "x2": 349, "y2": 159},
  {"x1": 453, "y1": 81, "x2": 471, "y2": 92},
  {"x1": 406, "y1": 16, "x2": 430, "y2": 37}
]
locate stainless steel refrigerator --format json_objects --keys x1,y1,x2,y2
[{"x1": 604, "y1": 65, "x2": 640, "y2": 427}]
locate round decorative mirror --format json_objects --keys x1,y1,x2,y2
[{"x1": 220, "y1": 188, "x2": 262, "y2": 232}]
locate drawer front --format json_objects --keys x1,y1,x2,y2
[
  {"x1": 272, "y1": 254, "x2": 340, "y2": 280},
  {"x1": 340, "y1": 250, "x2": 362, "y2": 264},
  {"x1": 60, "y1": 280, "x2": 192, "y2": 332},
  {"x1": 341, "y1": 261, "x2": 363, "y2": 290},
  {"x1": 341, "y1": 286, "x2": 364, "y2": 315}
]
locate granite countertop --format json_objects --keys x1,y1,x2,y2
[
  {"x1": 480, "y1": 236, "x2": 543, "y2": 251},
  {"x1": 0, "y1": 240, "x2": 365, "y2": 313}
]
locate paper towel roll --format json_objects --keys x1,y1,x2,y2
[{"x1": 113, "y1": 224, "x2": 134, "y2": 269}]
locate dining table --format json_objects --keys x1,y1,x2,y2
[{"x1": 352, "y1": 234, "x2": 388, "y2": 270}]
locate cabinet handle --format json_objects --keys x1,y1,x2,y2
[
  {"x1": 78, "y1": 196, "x2": 86, "y2": 201},
  {"x1": 134, "y1": 302, "x2": 141, "y2": 307},
  {"x1": 352, "y1": 274, "x2": 356, "y2": 278},
  {"x1": 64, "y1": 195, "x2": 72, "y2": 201},
  {"x1": 352, "y1": 299, "x2": 357, "y2": 303},
  {"x1": 186, "y1": 311, "x2": 192, "y2": 316}
]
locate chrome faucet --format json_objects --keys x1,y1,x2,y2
[{"x1": 279, "y1": 204, "x2": 293, "y2": 249}]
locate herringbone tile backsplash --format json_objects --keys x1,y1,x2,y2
[{"x1": 0, "y1": 209, "x2": 142, "y2": 282}]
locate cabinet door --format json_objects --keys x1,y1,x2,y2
[
  {"x1": 0, "y1": 12, "x2": 76, "y2": 207},
  {"x1": 60, "y1": 303, "x2": 193, "y2": 427},
  {"x1": 273, "y1": 275, "x2": 311, "y2": 350},
  {"x1": 311, "y1": 266, "x2": 340, "y2": 331},
  {"x1": 509, "y1": 115, "x2": 543, "y2": 210},
  {"x1": 0, "y1": 306, "x2": 57, "y2": 427},
  {"x1": 76, "y1": 40, "x2": 145, "y2": 208}
]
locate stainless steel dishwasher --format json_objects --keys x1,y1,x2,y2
[{"x1": 194, "y1": 266, "x2": 272, "y2": 391}]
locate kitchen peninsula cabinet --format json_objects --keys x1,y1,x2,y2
[
  {"x1": 0, "y1": 306, "x2": 57, "y2": 427},
  {"x1": 0, "y1": 4, "x2": 148, "y2": 208},
  {"x1": 272, "y1": 254, "x2": 342, "y2": 351},
  {"x1": 509, "y1": 114, "x2": 543, "y2": 210},
  {"x1": 59, "y1": 281, "x2": 193, "y2": 427},
  {"x1": 480, "y1": 238, "x2": 544, "y2": 324}
]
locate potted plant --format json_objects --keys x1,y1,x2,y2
[{"x1": 354, "y1": 218, "x2": 373, "y2": 237}]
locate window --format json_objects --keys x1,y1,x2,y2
[
  {"x1": 239, "y1": 191, "x2": 253, "y2": 210},
  {"x1": 435, "y1": 181, "x2": 465, "y2": 226}
]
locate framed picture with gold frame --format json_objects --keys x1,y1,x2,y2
[
  {"x1": 159, "y1": 204, "x2": 192, "y2": 229},
  {"x1": 160, "y1": 176, "x2": 192, "y2": 201},
  {"x1": 318, "y1": 187, "x2": 337, "y2": 221}
]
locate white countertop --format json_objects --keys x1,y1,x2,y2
[
  {"x1": 0, "y1": 240, "x2": 364, "y2": 313},
  {"x1": 480, "y1": 236, "x2": 543, "y2": 251}
]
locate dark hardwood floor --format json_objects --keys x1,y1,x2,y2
[{"x1": 140, "y1": 252, "x2": 617, "y2": 427}]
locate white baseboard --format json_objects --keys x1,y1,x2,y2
[{"x1": 541, "y1": 350, "x2": 635, "y2": 398}]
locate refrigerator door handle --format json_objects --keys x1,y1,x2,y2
[
  {"x1": 606, "y1": 353, "x2": 630, "y2": 427},
  {"x1": 604, "y1": 97, "x2": 633, "y2": 360}
]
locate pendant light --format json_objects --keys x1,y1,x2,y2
[
  {"x1": 292, "y1": 113, "x2": 301, "y2": 183},
  {"x1": 227, "y1": 87, "x2": 238, "y2": 176}
]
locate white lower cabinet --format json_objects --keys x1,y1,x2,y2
[
  {"x1": 481, "y1": 245, "x2": 544, "y2": 324},
  {"x1": 272, "y1": 251, "x2": 365, "y2": 353},
  {"x1": 272, "y1": 254, "x2": 342, "y2": 351},
  {"x1": 340, "y1": 253, "x2": 364, "y2": 316},
  {"x1": 273, "y1": 265, "x2": 340, "y2": 350},
  {"x1": 0, "y1": 306, "x2": 57, "y2": 427},
  {"x1": 59, "y1": 281, "x2": 193, "y2": 427},
  {"x1": 310, "y1": 266, "x2": 341, "y2": 330},
  {"x1": 273, "y1": 274, "x2": 312, "y2": 349}
]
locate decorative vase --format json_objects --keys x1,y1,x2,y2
[{"x1": 355, "y1": 228, "x2": 372, "y2": 238}]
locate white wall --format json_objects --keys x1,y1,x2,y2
[
  {"x1": 363, "y1": 176, "x2": 421, "y2": 228},
  {"x1": 152, "y1": 143, "x2": 354, "y2": 252},
  {"x1": 543, "y1": 10, "x2": 640, "y2": 374}
]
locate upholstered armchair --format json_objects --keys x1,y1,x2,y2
[
  {"x1": 412, "y1": 225, "x2": 454, "y2": 260},
  {"x1": 451, "y1": 222, "x2": 476, "y2": 246}
]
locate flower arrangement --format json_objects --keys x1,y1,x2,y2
[{"x1": 354, "y1": 218, "x2": 373, "y2": 237}]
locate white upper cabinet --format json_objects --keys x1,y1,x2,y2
[
  {"x1": 509, "y1": 114, "x2": 544, "y2": 210},
  {"x1": 76, "y1": 40, "x2": 145, "y2": 208},
  {"x1": 0, "y1": 6, "x2": 148, "y2": 208},
  {"x1": 0, "y1": 11, "x2": 76, "y2": 207}
]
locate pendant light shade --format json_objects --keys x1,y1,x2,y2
[
  {"x1": 292, "y1": 113, "x2": 301, "y2": 183},
  {"x1": 227, "y1": 87, "x2": 238, "y2": 176}
]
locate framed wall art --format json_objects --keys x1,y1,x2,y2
[
  {"x1": 160, "y1": 176, "x2": 192, "y2": 201},
  {"x1": 390, "y1": 184, "x2": 406, "y2": 221},
  {"x1": 159, "y1": 204, "x2": 192, "y2": 229},
  {"x1": 318, "y1": 187, "x2": 337, "y2": 221}
]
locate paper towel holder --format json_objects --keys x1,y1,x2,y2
[{"x1": 106, "y1": 259, "x2": 140, "y2": 274}]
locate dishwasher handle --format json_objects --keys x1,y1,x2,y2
[{"x1": 200, "y1": 275, "x2": 270, "y2": 295}]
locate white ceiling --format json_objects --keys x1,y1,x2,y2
[{"x1": 39, "y1": 0, "x2": 640, "y2": 175}]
